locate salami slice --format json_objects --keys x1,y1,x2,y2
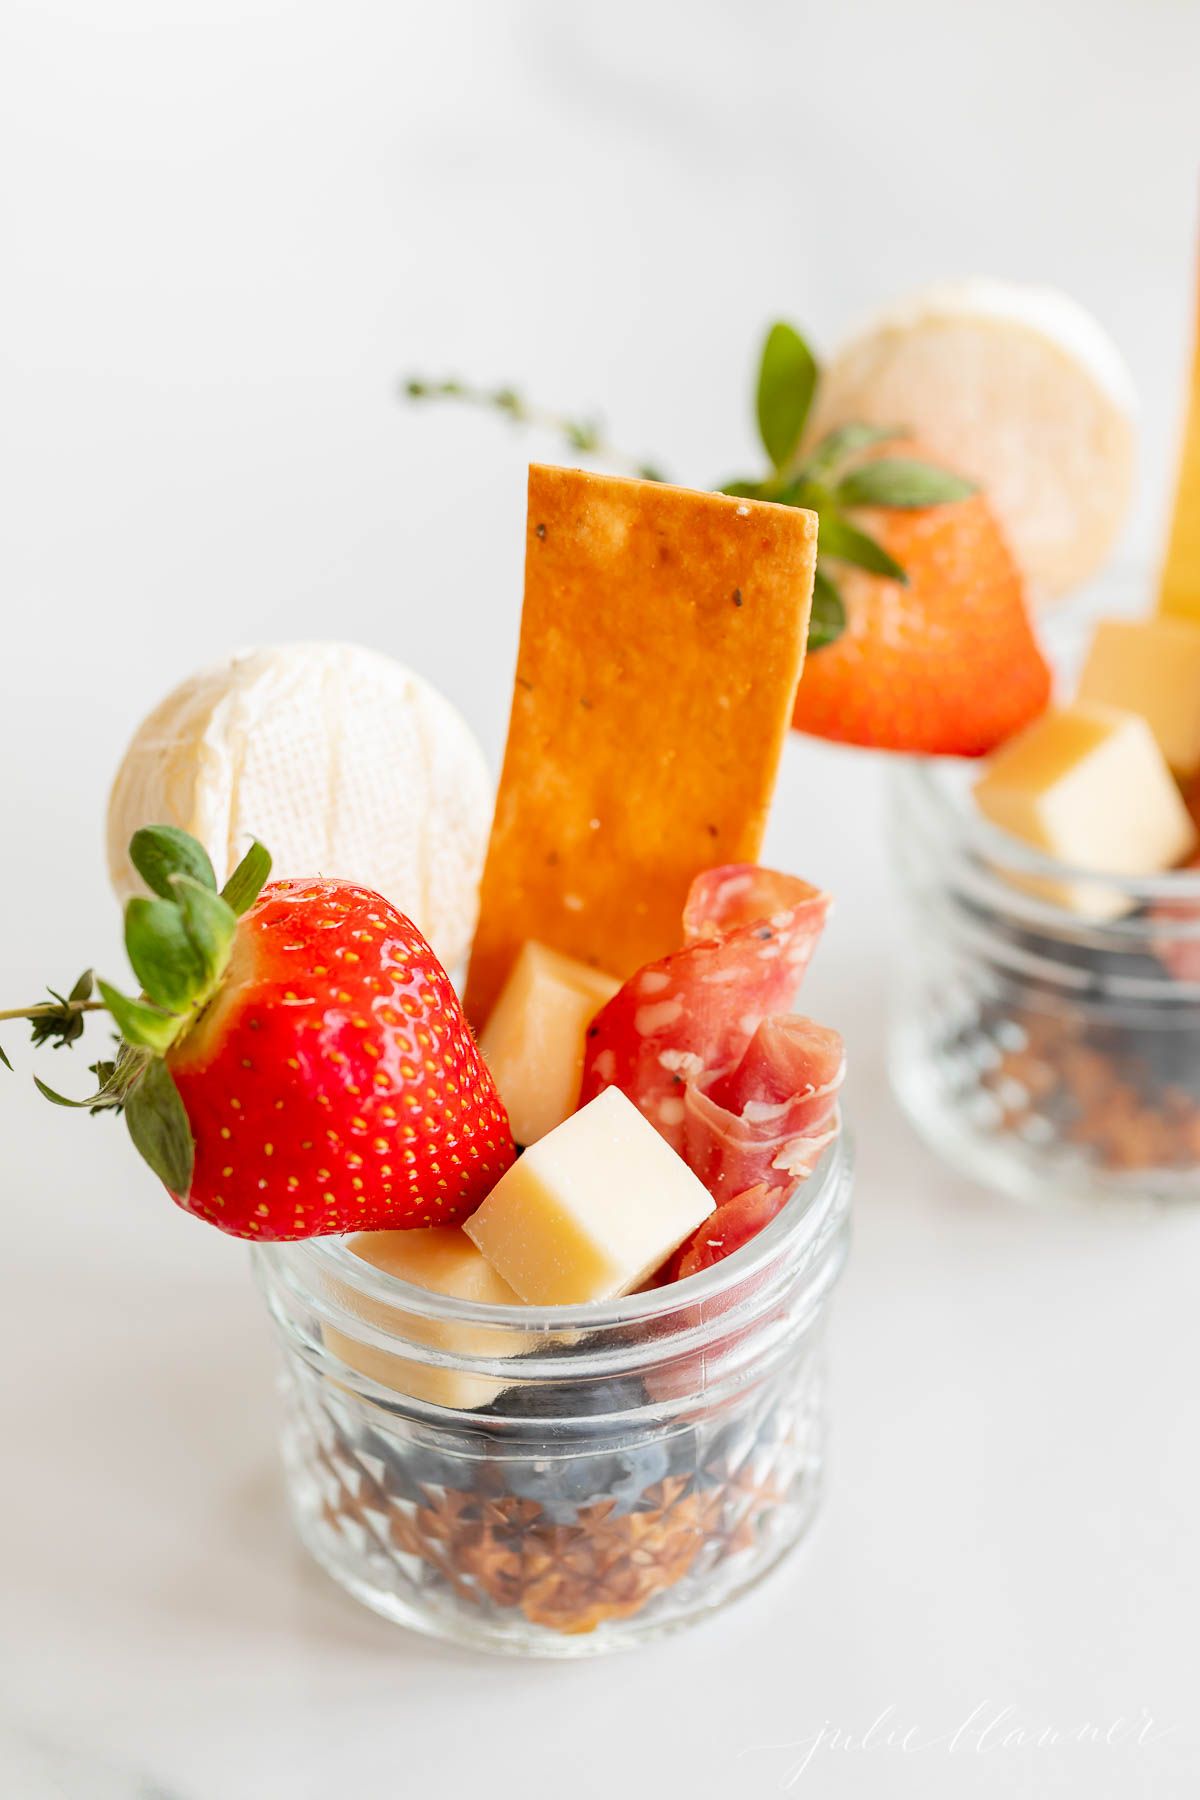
[{"x1": 578, "y1": 863, "x2": 833, "y2": 1157}]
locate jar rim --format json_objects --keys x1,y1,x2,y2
[
  {"x1": 895, "y1": 754, "x2": 1200, "y2": 912},
  {"x1": 891, "y1": 570, "x2": 1200, "y2": 920},
  {"x1": 259, "y1": 1124, "x2": 852, "y2": 1336}
]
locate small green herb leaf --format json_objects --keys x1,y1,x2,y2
[
  {"x1": 808, "y1": 566, "x2": 848, "y2": 652},
  {"x1": 836, "y1": 459, "x2": 978, "y2": 509},
  {"x1": 817, "y1": 510, "x2": 908, "y2": 583},
  {"x1": 221, "y1": 841, "x2": 272, "y2": 916},
  {"x1": 129, "y1": 826, "x2": 217, "y2": 900},
  {"x1": 800, "y1": 423, "x2": 905, "y2": 484},
  {"x1": 721, "y1": 478, "x2": 766, "y2": 500},
  {"x1": 29, "y1": 977, "x2": 94, "y2": 1049},
  {"x1": 0, "y1": 1043, "x2": 11, "y2": 1072},
  {"x1": 124, "y1": 1057, "x2": 194, "y2": 1194},
  {"x1": 97, "y1": 980, "x2": 180, "y2": 1053},
  {"x1": 125, "y1": 897, "x2": 208, "y2": 1012},
  {"x1": 170, "y1": 876, "x2": 238, "y2": 990},
  {"x1": 564, "y1": 419, "x2": 602, "y2": 452},
  {"x1": 756, "y1": 322, "x2": 818, "y2": 474}
]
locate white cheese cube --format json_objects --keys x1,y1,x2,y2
[
  {"x1": 465, "y1": 1087, "x2": 714, "y2": 1305},
  {"x1": 1078, "y1": 615, "x2": 1200, "y2": 779},
  {"x1": 479, "y1": 941, "x2": 620, "y2": 1146},
  {"x1": 974, "y1": 700, "x2": 1198, "y2": 918},
  {"x1": 324, "y1": 1227, "x2": 529, "y2": 1410}
]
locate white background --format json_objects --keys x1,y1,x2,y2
[{"x1": 2, "y1": 2, "x2": 1199, "y2": 1795}]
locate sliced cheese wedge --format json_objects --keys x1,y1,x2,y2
[
  {"x1": 325, "y1": 1227, "x2": 530, "y2": 1410},
  {"x1": 465, "y1": 1087, "x2": 714, "y2": 1305},
  {"x1": 974, "y1": 700, "x2": 1197, "y2": 918},
  {"x1": 479, "y1": 941, "x2": 620, "y2": 1146}
]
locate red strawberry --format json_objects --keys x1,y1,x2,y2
[
  {"x1": 169, "y1": 880, "x2": 513, "y2": 1238},
  {"x1": 792, "y1": 438, "x2": 1052, "y2": 755},
  {"x1": 5, "y1": 827, "x2": 514, "y2": 1240}
]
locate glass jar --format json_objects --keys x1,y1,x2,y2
[
  {"x1": 889, "y1": 749, "x2": 1200, "y2": 1205},
  {"x1": 253, "y1": 1134, "x2": 851, "y2": 1657}
]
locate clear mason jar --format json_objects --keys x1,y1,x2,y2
[
  {"x1": 889, "y1": 747, "x2": 1200, "y2": 1206},
  {"x1": 253, "y1": 1134, "x2": 852, "y2": 1657}
]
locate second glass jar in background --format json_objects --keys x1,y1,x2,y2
[
  {"x1": 889, "y1": 755, "x2": 1200, "y2": 1205},
  {"x1": 888, "y1": 578, "x2": 1200, "y2": 1207}
]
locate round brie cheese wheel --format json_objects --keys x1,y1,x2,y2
[
  {"x1": 107, "y1": 643, "x2": 492, "y2": 973},
  {"x1": 806, "y1": 279, "x2": 1138, "y2": 602}
]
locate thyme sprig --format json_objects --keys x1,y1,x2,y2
[{"x1": 403, "y1": 325, "x2": 976, "y2": 652}]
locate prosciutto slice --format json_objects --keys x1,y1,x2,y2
[
  {"x1": 578, "y1": 864, "x2": 842, "y2": 1205},
  {"x1": 684, "y1": 1016, "x2": 844, "y2": 1201}
]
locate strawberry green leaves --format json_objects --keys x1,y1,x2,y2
[
  {"x1": 124, "y1": 872, "x2": 238, "y2": 1015},
  {"x1": 124, "y1": 1055, "x2": 195, "y2": 1194},
  {"x1": 125, "y1": 897, "x2": 210, "y2": 1013},
  {"x1": 221, "y1": 840, "x2": 272, "y2": 915},
  {"x1": 129, "y1": 825, "x2": 217, "y2": 900},
  {"x1": 816, "y1": 511, "x2": 907, "y2": 583},
  {"x1": 836, "y1": 458, "x2": 976, "y2": 508},
  {"x1": 128, "y1": 824, "x2": 271, "y2": 921},
  {"x1": 4, "y1": 824, "x2": 267, "y2": 1201},
  {"x1": 799, "y1": 422, "x2": 905, "y2": 484},
  {"x1": 171, "y1": 876, "x2": 238, "y2": 989},
  {"x1": 809, "y1": 569, "x2": 848, "y2": 651},
  {"x1": 96, "y1": 981, "x2": 179, "y2": 1052},
  {"x1": 756, "y1": 322, "x2": 818, "y2": 474}
]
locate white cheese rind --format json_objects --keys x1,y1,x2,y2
[
  {"x1": 465, "y1": 1087, "x2": 715, "y2": 1305},
  {"x1": 807, "y1": 278, "x2": 1137, "y2": 603},
  {"x1": 106, "y1": 642, "x2": 492, "y2": 972}
]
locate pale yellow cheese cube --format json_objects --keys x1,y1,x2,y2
[
  {"x1": 974, "y1": 700, "x2": 1198, "y2": 918},
  {"x1": 1078, "y1": 615, "x2": 1200, "y2": 778},
  {"x1": 465, "y1": 1087, "x2": 714, "y2": 1305},
  {"x1": 479, "y1": 941, "x2": 621, "y2": 1146},
  {"x1": 324, "y1": 1227, "x2": 529, "y2": 1410}
]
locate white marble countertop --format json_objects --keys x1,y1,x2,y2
[{"x1": 3, "y1": 3, "x2": 1199, "y2": 1794}]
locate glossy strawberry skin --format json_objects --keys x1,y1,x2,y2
[
  {"x1": 793, "y1": 440, "x2": 1052, "y2": 755},
  {"x1": 166, "y1": 880, "x2": 514, "y2": 1240}
]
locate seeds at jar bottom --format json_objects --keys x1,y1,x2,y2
[
  {"x1": 318, "y1": 1410, "x2": 788, "y2": 1635},
  {"x1": 979, "y1": 1004, "x2": 1200, "y2": 1173}
]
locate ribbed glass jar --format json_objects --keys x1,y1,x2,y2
[
  {"x1": 253, "y1": 1135, "x2": 851, "y2": 1657},
  {"x1": 889, "y1": 754, "x2": 1200, "y2": 1204}
]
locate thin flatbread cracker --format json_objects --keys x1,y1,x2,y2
[
  {"x1": 465, "y1": 465, "x2": 817, "y2": 1025},
  {"x1": 1160, "y1": 256, "x2": 1200, "y2": 620}
]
